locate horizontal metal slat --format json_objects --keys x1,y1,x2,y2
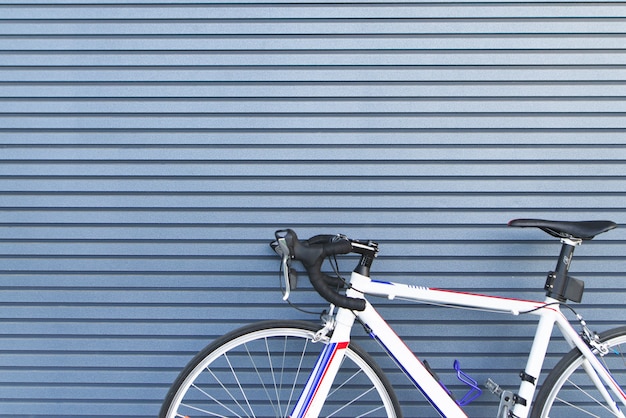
[
  {"x1": 0, "y1": 209, "x2": 622, "y2": 225},
  {"x1": 3, "y1": 177, "x2": 626, "y2": 193},
  {"x1": 1, "y1": 145, "x2": 624, "y2": 160},
  {"x1": 5, "y1": 98, "x2": 626, "y2": 113},
  {"x1": 2, "y1": 36, "x2": 626, "y2": 51},
  {"x1": 3, "y1": 67, "x2": 626, "y2": 82},
  {"x1": 3, "y1": 20, "x2": 626, "y2": 35},
  {"x1": 4, "y1": 84, "x2": 626, "y2": 98},
  {"x1": 3, "y1": 4, "x2": 626, "y2": 19},
  {"x1": 5, "y1": 52, "x2": 626, "y2": 66}
]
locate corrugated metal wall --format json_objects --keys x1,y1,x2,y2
[{"x1": 1, "y1": 1, "x2": 625, "y2": 417}]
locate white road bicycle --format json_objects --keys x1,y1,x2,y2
[{"x1": 160, "y1": 219, "x2": 626, "y2": 418}]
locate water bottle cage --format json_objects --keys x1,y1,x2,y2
[
  {"x1": 424, "y1": 360, "x2": 483, "y2": 407},
  {"x1": 453, "y1": 360, "x2": 483, "y2": 406}
]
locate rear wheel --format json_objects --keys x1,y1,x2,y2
[
  {"x1": 160, "y1": 320, "x2": 402, "y2": 418},
  {"x1": 531, "y1": 326, "x2": 626, "y2": 417}
]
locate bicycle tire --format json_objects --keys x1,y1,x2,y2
[
  {"x1": 531, "y1": 325, "x2": 626, "y2": 418},
  {"x1": 159, "y1": 319, "x2": 402, "y2": 418}
]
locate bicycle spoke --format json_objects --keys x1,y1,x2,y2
[
  {"x1": 190, "y1": 383, "x2": 244, "y2": 418},
  {"x1": 327, "y1": 386, "x2": 377, "y2": 417},
  {"x1": 284, "y1": 336, "x2": 310, "y2": 417},
  {"x1": 243, "y1": 341, "x2": 279, "y2": 417},
  {"x1": 327, "y1": 361, "x2": 362, "y2": 397},
  {"x1": 356, "y1": 405, "x2": 386, "y2": 418},
  {"x1": 180, "y1": 401, "x2": 229, "y2": 418},
  {"x1": 557, "y1": 379, "x2": 619, "y2": 417},
  {"x1": 204, "y1": 366, "x2": 250, "y2": 418},
  {"x1": 553, "y1": 396, "x2": 601, "y2": 418},
  {"x1": 264, "y1": 336, "x2": 281, "y2": 414},
  {"x1": 224, "y1": 354, "x2": 256, "y2": 418}
]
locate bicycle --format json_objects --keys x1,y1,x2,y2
[{"x1": 159, "y1": 218, "x2": 626, "y2": 418}]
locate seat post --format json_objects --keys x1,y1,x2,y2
[{"x1": 545, "y1": 237, "x2": 584, "y2": 302}]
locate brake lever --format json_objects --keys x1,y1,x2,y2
[{"x1": 276, "y1": 236, "x2": 297, "y2": 300}]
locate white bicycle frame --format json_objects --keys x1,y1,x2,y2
[{"x1": 290, "y1": 271, "x2": 626, "y2": 418}]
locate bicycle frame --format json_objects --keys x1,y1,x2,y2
[{"x1": 291, "y1": 271, "x2": 626, "y2": 418}]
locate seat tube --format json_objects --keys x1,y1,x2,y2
[
  {"x1": 290, "y1": 308, "x2": 356, "y2": 418},
  {"x1": 513, "y1": 301, "x2": 558, "y2": 418}
]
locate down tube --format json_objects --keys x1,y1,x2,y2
[{"x1": 356, "y1": 300, "x2": 467, "y2": 418}]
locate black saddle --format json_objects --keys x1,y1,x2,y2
[{"x1": 508, "y1": 219, "x2": 617, "y2": 241}]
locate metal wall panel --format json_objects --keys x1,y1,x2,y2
[{"x1": 1, "y1": 1, "x2": 625, "y2": 417}]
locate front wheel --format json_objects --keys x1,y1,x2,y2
[
  {"x1": 531, "y1": 326, "x2": 626, "y2": 417},
  {"x1": 159, "y1": 320, "x2": 402, "y2": 418}
]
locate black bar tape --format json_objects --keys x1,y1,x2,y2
[{"x1": 281, "y1": 229, "x2": 366, "y2": 311}]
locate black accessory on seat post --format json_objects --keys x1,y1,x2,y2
[
  {"x1": 508, "y1": 218, "x2": 617, "y2": 303},
  {"x1": 545, "y1": 238, "x2": 585, "y2": 303}
]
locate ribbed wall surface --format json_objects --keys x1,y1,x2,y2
[{"x1": 1, "y1": 1, "x2": 625, "y2": 417}]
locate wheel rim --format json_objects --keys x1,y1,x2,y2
[{"x1": 164, "y1": 326, "x2": 398, "y2": 418}]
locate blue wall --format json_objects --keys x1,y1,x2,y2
[{"x1": 1, "y1": 1, "x2": 625, "y2": 416}]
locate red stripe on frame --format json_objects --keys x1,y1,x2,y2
[{"x1": 303, "y1": 341, "x2": 350, "y2": 417}]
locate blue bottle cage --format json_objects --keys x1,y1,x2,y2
[{"x1": 454, "y1": 359, "x2": 483, "y2": 406}]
